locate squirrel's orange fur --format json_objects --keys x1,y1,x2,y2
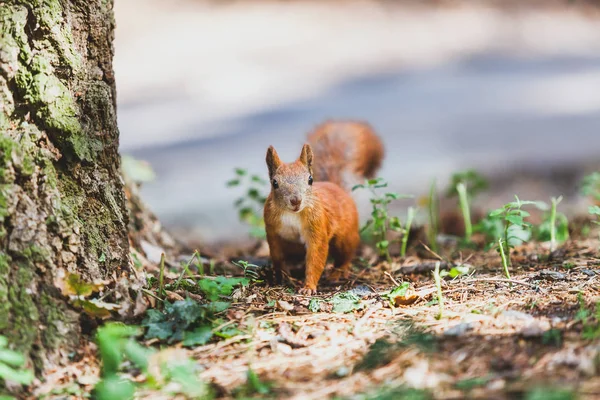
[{"x1": 263, "y1": 121, "x2": 384, "y2": 295}]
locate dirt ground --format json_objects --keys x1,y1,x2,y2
[{"x1": 30, "y1": 226, "x2": 600, "y2": 400}]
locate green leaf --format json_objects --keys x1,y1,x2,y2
[
  {"x1": 489, "y1": 208, "x2": 504, "y2": 217},
  {"x1": 98, "y1": 252, "x2": 106, "y2": 263},
  {"x1": 161, "y1": 359, "x2": 212, "y2": 398},
  {"x1": 93, "y1": 376, "x2": 135, "y2": 400},
  {"x1": 123, "y1": 340, "x2": 152, "y2": 371},
  {"x1": 226, "y1": 179, "x2": 240, "y2": 187},
  {"x1": 214, "y1": 324, "x2": 242, "y2": 339},
  {"x1": 77, "y1": 298, "x2": 120, "y2": 319},
  {"x1": 247, "y1": 188, "x2": 261, "y2": 199},
  {"x1": 247, "y1": 367, "x2": 271, "y2": 395},
  {"x1": 0, "y1": 349, "x2": 25, "y2": 368},
  {"x1": 65, "y1": 273, "x2": 102, "y2": 297},
  {"x1": 183, "y1": 326, "x2": 213, "y2": 347},
  {"x1": 351, "y1": 184, "x2": 365, "y2": 191},
  {"x1": 308, "y1": 298, "x2": 322, "y2": 313},
  {"x1": 389, "y1": 216, "x2": 402, "y2": 231},
  {"x1": 505, "y1": 215, "x2": 524, "y2": 226},
  {"x1": 507, "y1": 224, "x2": 531, "y2": 246},
  {"x1": 360, "y1": 219, "x2": 373, "y2": 233},
  {"x1": 581, "y1": 172, "x2": 600, "y2": 201},
  {"x1": 96, "y1": 323, "x2": 142, "y2": 376},
  {"x1": 0, "y1": 336, "x2": 7, "y2": 348},
  {"x1": 440, "y1": 265, "x2": 470, "y2": 278},
  {"x1": 0, "y1": 363, "x2": 34, "y2": 385},
  {"x1": 167, "y1": 298, "x2": 206, "y2": 325},
  {"x1": 384, "y1": 282, "x2": 411, "y2": 306},
  {"x1": 206, "y1": 301, "x2": 231, "y2": 313},
  {"x1": 589, "y1": 205, "x2": 600, "y2": 216},
  {"x1": 198, "y1": 277, "x2": 248, "y2": 301},
  {"x1": 251, "y1": 175, "x2": 267, "y2": 185},
  {"x1": 376, "y1": 240, "x2": 389, "y2": 251},
  {"x1": 235, "y1": 168, "x2": 247, "y2": 176},
  {"x1": 331, "y1": 292, "x2": 364, "y2": 313}
]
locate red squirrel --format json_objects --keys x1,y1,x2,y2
[{"x1": 263, "y1": 120, "x2": 384, "y2": 295}]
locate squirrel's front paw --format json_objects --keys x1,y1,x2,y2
[
  {"x1": 328, "y1": 269, "x2": 349, "y2": 282},
  {"x1": 298, "y1": 286, "x2": 317, "y2": 296}
]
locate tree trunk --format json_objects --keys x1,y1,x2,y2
[{"x1": 0, "y1": 0, "x2": 128, "y2": 372}]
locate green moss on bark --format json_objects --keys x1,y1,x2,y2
[
  {"x1": 0, "y1": 0, "x2": 129, "y2": 376},
  {"x1": 0, "y1": 253, "x2": 10, "y2": 331}
]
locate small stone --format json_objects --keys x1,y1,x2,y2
[
  {"x1": 444, "y1": 322, "x2": 473, "y2": 337},
  {"x1": 347, "y1": 285, "x2": 373, "y2": 297},
  {"x1": 502, "y1": 310, "x2": 534, "y2": 320},
  {"x1": 520, "y1": 321, "x2": 548, "y2": 337},
  {"x1": 537, "y1": 270, "x2": 566, "y2": 281}
]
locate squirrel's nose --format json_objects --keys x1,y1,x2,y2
[{"x1": 290, "y1": 197, "x2": 302, "y2": 207}]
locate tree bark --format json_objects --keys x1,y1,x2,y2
[{"x1": 0, "y1": 0, "x2": 128, "y2": 372}]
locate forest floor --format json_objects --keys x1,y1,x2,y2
[{"x1": 30, "y1": 226, "x2": 600, "y2": 400}]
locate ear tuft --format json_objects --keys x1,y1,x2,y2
[
  {"x1": 266, "y1": 146, "x2": 282, "y2": 179},
  {"x1": 299, "y1": 144, "x2": 313, "y2": 173}
]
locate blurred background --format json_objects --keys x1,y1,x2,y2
[{"x1": 114, "y1": 0, "x2": 600, "y2": 246}]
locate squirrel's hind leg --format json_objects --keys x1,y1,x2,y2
[{"x1": 328, "y1": 233, "x2": 359, "y2": 282}]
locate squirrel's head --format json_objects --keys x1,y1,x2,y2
[{"x1": 266, "y1": 144, "x2": 314, "y2": 213}]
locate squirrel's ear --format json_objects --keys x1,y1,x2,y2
[
  {"x1": 299, "y1": 144, "x2": 313, "y2": 173},
  {"x1": 266, "y1": 146, "x2": 282, "y2": 179}
]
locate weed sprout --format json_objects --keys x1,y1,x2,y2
[
  {"x1": 227, "y1": 168, "x2": 268, "y2": 239},
  {"x1": 581, "y1": 172, "x2": 600, "y2": 204},
  {"x1": 353, "y1": 178, "x2": 413, "y2": 261},
  {"x1": 478, "y1": 196, "x2": 542, "y2": 280},
  {"x1": 446, "y1": 170, "x2": 488, "y2": 242},
  {"x1": 534, "y1": 196, "x2": 568, "y2": 251},
  {"x1": 427, "y1": 179, "x2": 440, "y2": 253}
]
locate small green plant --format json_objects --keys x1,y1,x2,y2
[
  {"x1": 142, "y1": 293, "x2": 240, "y2": 346},
  {"x1": 534, "y1": 196, "x2": 568, "y2": 251},
  {"x1": 439, "y1": 264, "x2": 470, "y2": 278},
  {"x1": 542, "y1": 329, "x2": 563, "y2": 347},
  {"x1": 233, "y1": 367, "x2": 272, "y2": 398},
  {"x1": 93, "y1": 323, "x2": 212, "y2": 400},
  {"x1": 198, "y1": 276, "x2": 249, "y2": 302},
  {"x1": 400, "y1": 207, "x2": 417, "y2": 258},
  {"x1": 589, "y1": 205, "x2": 600, "y2": 225},
  {"x1": 0, "y1": 336, "x2": 34, "y2": 399},
  {"x1": 426, "y1": 179, "x2": 440, "y2": 253},
  {"x1": 575, "y1": 292, "x2": 600, "y2": 340},
  {"x1": 352, "y1": 178, "x2": 412, "y2": 261},
  {"x1": 232, "y1": 260, "x2": 262, "y2": 282},
  {"x1": 581, "y1": 171, "x2": 600, "y2": 203},
  {"x1": 94, "y1": 324, "x2": 151, "y2": 400},
  {"x1": 446, "y1": 170, "x2": 488, "y2": 241},
  {"x1": 526, "y1": 387, "x2": 576, "y2": 400},
  {"x1": 227, "y1": 168, "x2": 268, "y2": 239},
  {"x1": 477, "y1": 196, "x2": 542, "y2": 278}
]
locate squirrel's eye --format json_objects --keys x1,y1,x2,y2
[
  {"x1": 308, "y1": 175, "x2": 313, "y2": 185},
  {"x1": 272, "y1": 179, "x2": 279, "y2": 189}
]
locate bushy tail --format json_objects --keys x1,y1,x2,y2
[{"x1": 306, "y1": 120, "x2": 384, "y2": 189}]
